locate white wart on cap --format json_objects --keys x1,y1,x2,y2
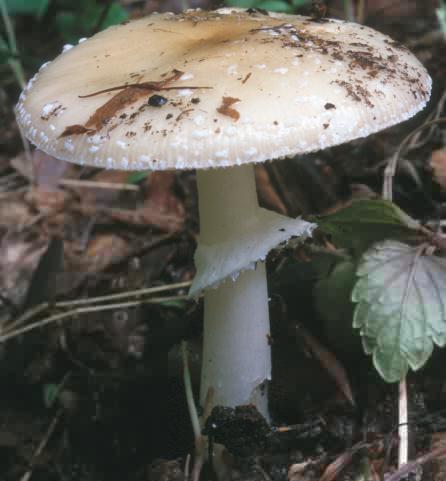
[{"x1": 16, "y1": 8, "x2": 431, "y2": 171}]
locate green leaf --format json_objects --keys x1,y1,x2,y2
[
  {"x1": 225, "y1": 0, "x2": 256, "y2": 7},
  {"x1": 5, "y1": 0, "x2": 49, "y2": 18},
  {"x1": 316, "y1": 200, "x2": 419, "y2": 254},
  {"x1": 314, "y1": 259, "x2": 361, "y2": 353},
  {"x1": 352, "y1": 240, "x2": 446, "y2": 382},
  {"x1": 43, "y1": 383, "x2": 60, "y2": 408},
  {"x1": 314, "y1": 260, "x2": 356, "y2": 324},
  {"x1": 127, "y1": 171, "x2": 150, "y2": 184},
  {"x1": 255, "y1": 0, "x2": 293, "y2": 12},
  {"x1": 160, "y1": 299, "x2": 187, "y2": 309},
  {"x1": 55, "y1": 1, "x2": 128, "y2": 43}
]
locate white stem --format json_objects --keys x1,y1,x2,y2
[{"x1": 196, "y1": 165, "x2": 271, "y2": 418}]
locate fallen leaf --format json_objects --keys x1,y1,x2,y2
[
  {"x1": 79, "y1": 234, "x2": 131, "y2": 273},
  {"x1": 430, "y1": 148, "x2": 446, "y2": 191},
  {"x1": 297, "y1": 324, "x2": 355, "y2": 406},
  {"x1": 255, "y1": 164, "x2": 287, "y2": 215}
]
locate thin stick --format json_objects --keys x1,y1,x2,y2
[
  {"x1": 343, "y1": 0, "x2": 355, "y2": 21},
  {"x1": 383, "y1": 118, "x2": 446, "y2": 201},
  {"x1": 2, "y1": 280, "x2": 192, "y2": 335},
  {"x1": 356, "y1": 0, "x2": 366, "y2": 23},
  {"x1": 182, "y1": 340, "x2": 206, "y2": 481},
  {"x1": 19, "y1": 409, "x2": 64, "y2": 481},
  {"x1": 398, "y1": 378, "x2": 409, "y2": 467},
  {"x1": 182, "y1": 341, "x2": 202, "y2": 441},
  {"x1": 0, "y1": 0, "x2": 26, "y2": 88},
  {"x1": 0, "y1": 295, "x2": 187, "y2": 343},
  {"x1": 59, "y1": 178, "x2": 139, "y2": 191},
  {"x1": 56, "y1": 280, "x2": 191, "y2": 308}
]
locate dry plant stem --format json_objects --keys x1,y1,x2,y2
[
  {"x1": 2, "y1": 280, "x2": 191, "y2": 335},
  {"x1": 182, "y1": 341, "x2": 206, "y2": 481},
  {"x1": 0, "y1": 294, "x2": 186, "y2": 342},
  {"x1": 383, "y1": 117, "x2": 446, "y2": 201},
  {"x1": 356, "y1": 0, "x2": 366, "y2": 23},
  {"x1": 196, "y1": 165, "x2": 271, "y2": 417},
  {"x1": 50, "y1": 280, "x2": 190, "y2": 308},
  {"x1": 19, "y1": 409, "x2": 63, "y2": 481},
  {"x1": 59, "y1": 178, "x2": 139, "y2": 191},
  {"x1": 0, "y1": 0, "x2": 26, "y2": 89},
  {"x1": 398, "y1": 377, "x2": 409, "y2": 467},
  {"x1": 343, "y1": 0, "x2": 355, "y2": 21}
]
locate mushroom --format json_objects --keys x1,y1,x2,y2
[{"x1": 15, "y1": 8, "x2": 431, "y2": 418}]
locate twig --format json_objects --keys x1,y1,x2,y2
[
  {"x1": 19, "y1": 409, "x2": 64, "y2": 481},
  {"x1": 2, "y1": 280, "x2": 192, "y2": 336},
  {"x1": 91, "y1": 0, "x2": 113, "y2": 35},
  {"x1": 384, "y1": 445, "x2": 446, "y2": 481},
  {"x1": 398, "y1": 378, "x2": 408, "y2": 468},
  {"x1": 56, "y1": 280, "x2": 191, "y2": 308},
  {"x1": 59, "y1": 178, "x2": 139, "y2": 191},
  {"x1": 59, "y1": 179, "x2": 140, "y2": 191},
  {"x1": 0, "y1": 294, "x2": 188, "y2": 342},
  {"x1": 0, "y1": 0, "x2": 26, "y2": 88},
  {"x1": 182, "y1": 340, "x2": 206, "y2": 481},
  {"x1": 356, "y1": 0, "x2": 366, "y2": 23},
  {"x1": 383, "y1": 118, "x2": 446, "y2": 201},
  {"x1": 343, "y1": 0, "x2": 355, "y2": 21}
]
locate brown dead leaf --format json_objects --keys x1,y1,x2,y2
[
  {"x1": 75, "y1": 171, "x2": 185, "y2": 232},
  {"x1": 25, "y1": 186, "x2": 71, "y2": 216},
  {"x1": 106, "y1": 205, "x2": 183, "y2": 232},
  {"x1": 255, "y1": 164, "x2": 287, "y2": 214},
  {"x1": 74, "y1": 169, "x2": 136, "y2": 207},
  {"x1": 297, "y1": 324, "x2": 355, "y2": 406},
  {"x1": 78, "y1": 234, "x2": 131, "y2": 273},
  {"x1": 217, "y1": 96, "x2": 241, "y2": 121},
  {"x1": 146, "y1": 171, "x2": 185, "y2": 219},
  {"x1": 0, "y1": 200, "x2": 34, "y2": 229},
  {"x1": 318, "y1": 443, "x2": 365, "y2": 481},
  {"x1": 288, "y1": 461, "x2": 312, "y2": 481},
  {"x1": 0, "y1": 235, "x2": 48, "y2": 306},
  {"x1": 431, "y1": 432, "x2": 446, "y2": 481},
  {"x1": 430, "y1": 148, "x2": 446, "y2": 190}
]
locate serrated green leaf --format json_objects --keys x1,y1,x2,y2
[
  {"x1": 316, "y1": 200, "x2": 419, "y2": 254},
  {"x1": 352, "y1": 240, "x2": 446, "y2": 382}
]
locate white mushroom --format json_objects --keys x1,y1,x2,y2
[{"x1": 15, "y1": 8, "x2": 431, "y2": 419}]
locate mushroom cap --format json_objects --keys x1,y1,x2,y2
[{"x1": 16, "y1": 8, "x2": 431, "y2": 171}]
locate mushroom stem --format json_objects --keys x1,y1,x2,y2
[{"x1": 196, "y1": 165, "x2": 271, "y2": 417}]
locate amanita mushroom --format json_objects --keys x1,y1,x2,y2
[{"x1": 15, "y1": 8, "x2": 431, "y2": 418}]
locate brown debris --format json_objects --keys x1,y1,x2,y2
[
  {"x1": 430, "y1": 148, "x2": 446, "y2": 190},
  {"x1": 60, "y1": 124, "x2": 93, "y2": 138},
  {"x1": 60, "y1": 70, "x2": 187, "y2": 137},
  {"x1": 216, "y1": 96, "x2": 241, "y2": 121}
]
